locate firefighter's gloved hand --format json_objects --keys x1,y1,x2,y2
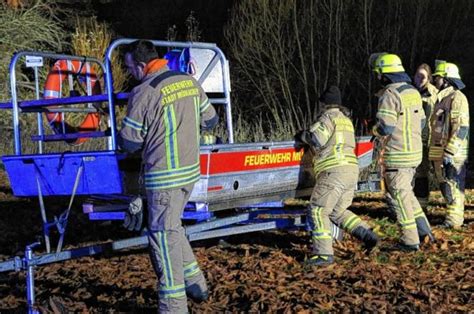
[
  {"x1": 443, "y1": 155, "x2": 454, "y2": 166},
  {"x1": 442, "y1": 155, "x2": 457, "y2": 180},
  {"x1": 123, "y1": 196, "x2": 143, "y2": 231},
  {"x1": 200, "y1": 131, "x2": 216, "y2": 145},
  {"x1": 294, "y1": 130, "x2": 308, "y2": 150}
]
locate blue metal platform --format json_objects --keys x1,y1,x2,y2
[{"x1": 2, "y1": 151, "x2": 124, "y2": 196}]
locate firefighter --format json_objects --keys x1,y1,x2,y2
[
  {"x1": 118, "y1": 40, "x2": 218, "y2": 313},
  {"x1": 413, "y1": 64, "x2": 438, "y2": 207},
  {"x1": 295, "y1": 86, "x2": 379, "y2": 266},
  {"x1": 429, "y1": 61, "x2": 469, "y2": 228},
  {"x1": 370, "y1": 53, "x2": 434, "y2": 251}
]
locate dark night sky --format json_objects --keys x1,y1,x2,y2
[{"x1": 91, "y1": 0, "x2": 235, "y2": 45}]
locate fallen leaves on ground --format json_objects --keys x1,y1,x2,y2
[{"x1": 0, "y1": 170, "x2": 472, "y2": 312}]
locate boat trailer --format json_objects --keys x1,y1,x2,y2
[{"x1": 0, "y1": 39, "x2": 380, "y2": 313}]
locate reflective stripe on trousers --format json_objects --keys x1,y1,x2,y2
[
  {"x1": 147, "y1": 183, "x2": 207, "y2": 313},
  {"x1": 384, "y1": 168, "x2": 421, "y2": 246},
  {"x1": 432, "y1": 160, "x2": 466, "y2": 226},
  {"x1": 307, "y1": 169, "x2": 369, "y2": 255}
]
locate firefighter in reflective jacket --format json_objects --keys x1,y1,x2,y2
[
  {"x1": 295, "y1": 86, "x2": 379, "y2": 266},
  {"x1": 370, "y1": 53, "x2": 434, "y2": 251},
  {"x1": 429, "y1": 61, "x2": 469, "y2": 228},
  {"x1": 118, "y1": 40, "x2": 218, "y2": 313}
]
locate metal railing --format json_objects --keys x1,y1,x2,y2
[
  {"x1": 8, "y1": 52, "x2": 106, "y2": 155},
  {"x1": 104, "y1": 38, "x2": 234, "y2": 150},
  {"x1": 3, "y1": 40, "x2": 235, "y2": 155}
]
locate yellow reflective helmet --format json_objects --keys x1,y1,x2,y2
[
  {"x1": 433, "y1": 60, "x2": 461, "y2": 79},
  {"x1": 370, "y1": 53, "x2": 405, "y2": 74}
]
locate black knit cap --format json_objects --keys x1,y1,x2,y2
[{"x1": 319, "y1": 85, "x2": 342, "y2": 105}]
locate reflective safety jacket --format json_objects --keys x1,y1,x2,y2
[
  {"x1": 373, "y1": 82, "x2": 424, "y2": 168},
  {"x1": 120, "y1": 65, "x2": 217, "y2": 190},
  {"x1": 429, "y1": 86, "x2": 469, "y2": 163},
  {"x1": 420, "y1": 83, "x2": 438, "y2": 145},
  {"x1": 304, "y1": 107, "x2": 358, "y2": 175}
]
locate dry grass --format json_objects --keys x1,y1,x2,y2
[
  {"x1": 0, "y1": 0, "x2": 67, "y2": 104},
  {"x1": 0, "y1": 1, "x2": 69, "y2": 155},
  {"x1": 0, "y1": 13, "x2": 125, "y2": 155},
  {"x1": 68, "y1": 16, "x2": 128, "y2": 136},
  {"x1": 0, "y1": 1, "x2": 66, "y2": 100},
  {"x1": 71, "y1": 16, "x2": 127, "y2": 93}
]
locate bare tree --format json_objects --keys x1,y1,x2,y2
[{"x1": 223, "y1": 0, "x2": 473, "y2": 141}]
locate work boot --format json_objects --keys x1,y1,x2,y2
[
  {"x1": 306, "y1": 255, "x2": 334, "y2": 266},
  {"x1": 415, "y1": 217, "x2": 435, "y2": 243},
  {"x1": 351, "y1": 226, "x2": 379, "y2": 252}
]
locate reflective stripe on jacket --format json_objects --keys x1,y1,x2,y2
[
  {"x1": 429, "y1": 86, "x2": 469, "y2": 163},
  {"x1": 120, "y1": 65, "x2": 217, "y2": 190},
  {"x1": 373, "y1": 82, "x2": 424, "y2": 168},
  {"x1": 309, "y1": 107, "x2": 358, "y2": 175}
]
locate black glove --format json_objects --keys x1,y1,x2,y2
[
  {"x1": 442, "y1": 157, "x2": 457, "y2": 181},
  {"x1": 294, "y1": 130, "x2": 309, "y2": 150},
  {"x1": 123, "y1": 195, "x2": 143, "y2": 231}
]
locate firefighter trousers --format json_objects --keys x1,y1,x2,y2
[
  {"x1": 307, "y1": 169, "x2": 369, "y2": 256},
  {"x1": 432, "y1": 160, "x2": 466, "y2": 227},
  {"x1": 147, "y1": 183, "x2": 207, "y2": 313},
  {"x1": 384, "y1": 167, "x2": 429, "y2": 246},
  {"x1": 386, "y1": 167, "x2": 433, "y2": 240}
]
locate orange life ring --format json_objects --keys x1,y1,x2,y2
[{"x1": 43, "y1": 59, "x2": 101, "y2": 145}]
